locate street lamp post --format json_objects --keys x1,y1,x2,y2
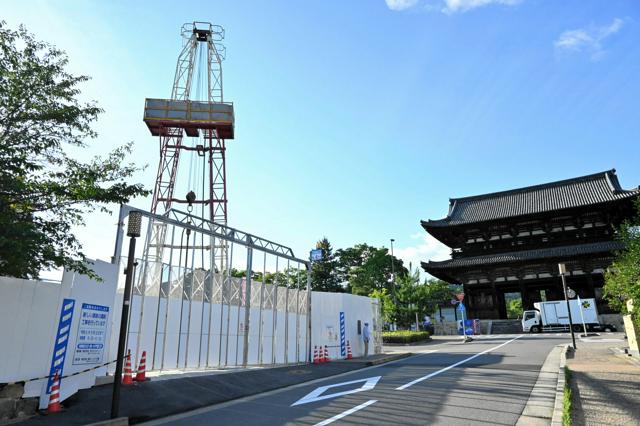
[
  {"x1": 111, "y1": 211, "x2": 142, "y2": 419},
  {"x1": 559, "y1": 263, "x2": 577, "y2": 350},
  {"x1": 390, "y1": 238, "x2": 396, "y2": 331}
]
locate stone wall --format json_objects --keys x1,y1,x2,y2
[{"x1": 0, "y1": 384, "x2": 38, "y2": 422}]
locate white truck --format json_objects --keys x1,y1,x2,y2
[{"x1": 522, "y1": 298, "x2": 616, "y2": 333}]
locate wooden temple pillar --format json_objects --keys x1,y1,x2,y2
[
  {"x1": 514, "y1": 270, "x2": 529, "y2": 311},
  {"x1": 585, "y1": 269, "x2": 596, "y2": 299}
]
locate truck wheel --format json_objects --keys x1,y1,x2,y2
[
  {"x1": 531, "y1": 326, "x2": 540, "y2": 333},
  {"x1": 604, "y1": 327, "x2": 612, "y2": 332},
  {"x1": 572, "y1": 325, "x2": 581, "y2": 332}
]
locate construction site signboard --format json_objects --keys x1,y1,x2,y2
[{"x1": 72, "y1": 303, "x2": 110, "y2": 365}]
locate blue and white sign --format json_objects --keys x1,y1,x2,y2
[
  {"x1": 457, "y1": 302, "x2": 466, "y2": 313},
  {"x1": 339, "y1": 311, "x2": 346, "y2": 357},
  {"x1": 46, "y1": 298, "x2": 75, "y2": 393},
  {"x1": 310, "y1": 249, "x2": 324, "y2": 262},
  {"x1": 72, "y1": 303, "x2": 110, "y2": 365}
]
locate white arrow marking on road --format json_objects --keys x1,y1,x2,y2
[
  {"x1": 291, "y1": 376, "x2": 381, "y2": 406},
  {"x1": 396, "y1": 335, "x2": 523, "y2": 390},
  {"x1": 314, "y1": 399, "x2": 378, "y2": 426}
]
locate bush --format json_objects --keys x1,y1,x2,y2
[{"x1": 382, "y1": 331, "x2": 430, "y2": 344}]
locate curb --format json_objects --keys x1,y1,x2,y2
[
  {"x1": 383, "y1": 338, "x2": 432, "y2": 346},
  {"x1": 86, "y1": 417, "x2": 129, "y2": 426},
  {"x1": 365, "y1": 352, "x2": 412, "y2": 366},
  {"x1": 610, "y1": 347, "x2": 640, "y2": 367},
  {"x1": 516, "y1": 344, "x2": 563, "y2": 425},
  {"x1": 550, "y1": 344, "x2": 570, "y2": 426}
]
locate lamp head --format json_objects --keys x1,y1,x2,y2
[
  {"x1": 127, "y1": 211, "x2": 142, "y2": 238},
  {"x1": 558, "y1": 263, "x2": 566, "y2": 275}
]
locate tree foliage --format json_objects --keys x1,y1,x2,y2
[
  {"x1": 369, "y1": 288, "x2": 394, "y2": 324},
  {"x1": 0, "y1": 22, "x2": 149, "y2": 278},
  {"x1": 506, "y1": 298, "x2": 523, "y2": 319},
  {"x1": 604, "y1": 199, "x2": 640, "y2": 320},
  {"x1": 310, "y1": 237, "x2": 343, "y2": 292},
  {"x1": 335, "y1": 243, "x2": 407, "y2": 296},
  {"x1": 394, "y1": 271, "x2": 453, "y2": 327}
]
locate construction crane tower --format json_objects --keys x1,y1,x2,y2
[{"x1": 141, "y1": 21, "x2": 235, "y2": 291}]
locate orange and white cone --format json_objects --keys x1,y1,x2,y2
[
  {"x1": 324, "y1": 345, "x2": 330, "y2": 363},
  {"x1": 46, "y1": 371, "x2": 62, "y2": 414},
  {"x1": 313, "y1": 346, "x2": 320, "y2": 364},
  {"x1": 123, "y1": 349, "x2": 133, "y2": 385},
  {"x1": 346, "y1": 341, "x2": 353, "y2": 360},
  {"x1": 135, "y1": 350, "x2": 147, "y2": 382}
]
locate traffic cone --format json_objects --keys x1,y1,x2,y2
[
  {"x1": 324, "y1": 345, "x2": 330, "y2": 363},
  {"x1": 46, "y1": 371, "x2": 62, "y2": 414},
  {"x1": 346, "y1": 341, "x2": 353, "y2": 360},
  {"x1": 313, "y1": 346, "x2": 320, "y2": 364},
  {"x1": 123, "y1": 349, "x2": 133, "y2": 385},
  {"x1": 135, "y1": 350, "x2": 147, "y2": 381}
]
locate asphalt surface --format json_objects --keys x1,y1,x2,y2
[
  {"x1": 148, "y1": 334, "x2": 572, "y2": 425},
  {"x1": 19, "y1": 354, "x2": 406, "y2": 425}
]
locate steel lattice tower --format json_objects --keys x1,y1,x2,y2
[{"x1": 141, "y1": 22, "x2": 234, "y2": 291}]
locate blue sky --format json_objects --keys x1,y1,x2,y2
[{"x1": 4, "y1": 0, "x2": 640, "y2": 275}]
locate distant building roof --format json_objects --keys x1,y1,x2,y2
[
  {"x1": 422, "y1": 240, "x2": 624, "y2": 272},
  {"x1": 423, "y1": 170, "x2": 639, "y2": 228}
]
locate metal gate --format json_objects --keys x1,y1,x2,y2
[{"x1": 112, "y1": 205, "x2": 311, "y2": 370}]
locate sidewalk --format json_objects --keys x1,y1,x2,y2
[
  {"x1": 16, "y1": 353, "x2": 409, "y2": 426},
  {"x1": 566, "y1": 338, "x2": 640, "y2": 425}
]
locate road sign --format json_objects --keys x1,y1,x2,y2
[
  {"x1": 457, "y1": 303, "x2": 466, "y2": 313},
  {"x1": 310, "y1": 248, "x2": 323, "y2": 262},
  {"x1": 456, "y1": 293, "x2": 465, "y2": 302}
]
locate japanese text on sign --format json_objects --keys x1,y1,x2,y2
[{"x1": 72, "y1": 303, "x2": 109, "y2": 365}]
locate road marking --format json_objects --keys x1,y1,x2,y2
[
  {"x1": 313, "y1": 399, "x2": 377, "y2": 426},
  {"x1": 395, "y1": 335, "x2": 523, "y2": 390},
  {"x1": 291, "y1": 376, "x2": 381, "y2": 406}
]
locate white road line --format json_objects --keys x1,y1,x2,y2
[
  {"x1": 395, "y1": 335, "x2": 523, "y2": 390},
  {"x1": 314, "y1": 399, "x2": 377, "y2": 426}
]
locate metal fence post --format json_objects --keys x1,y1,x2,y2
[{"x1": 242, "y1": 240, "x2": 253, "y2": 366}]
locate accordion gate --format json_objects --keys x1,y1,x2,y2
[{"x1": 113, "y1": 205, "x2": 311, "y2": 371}]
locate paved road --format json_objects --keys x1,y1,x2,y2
[{"x1": 148, "y1": 334, "x2": 572, "y2": 425}]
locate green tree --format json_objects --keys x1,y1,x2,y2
[
  {"x1": 394, "y1": 272, "x2": 454, "y2": 327},
  {"x1": 421, "y1": 278, "x2": 455, "y2": 316},
  {"x1": 310, "y1": 237, "x2": 343, "y2": 292},
  {"x1": 604, "y1": 199, "x2": 640, "y2": 326},
  {"x1": 0, "y1": 23, "x2": 148, "y2": 279},
  {"x1": 369, "y1": 288, "x2": 394, "y2": 325},
  {"x1": 506, "y1": 298, "x2": 523, "y2": 319},
  {"x1": 335, "y1": 243, "x2": 407, "y2": 296}
]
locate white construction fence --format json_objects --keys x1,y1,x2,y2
[{"x1": 0, "y1": 261, "x2": 381, "y2": 408}]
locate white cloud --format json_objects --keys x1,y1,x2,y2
[
  {"x1": 442, "y1": 0, "x2": 522, "y2": 14},
  {"x1": 385, "y1": 0, "x2": 522, "y2": 13},
  {"x1": 555, "y1": 18, "x2": 625, "y2": 61},
  {"x1": 393, "y1": 232, "x2": 450, "y2": 277},
  {"x1": 385, "y1": 0, "x2": 419, "y2": 11}
]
